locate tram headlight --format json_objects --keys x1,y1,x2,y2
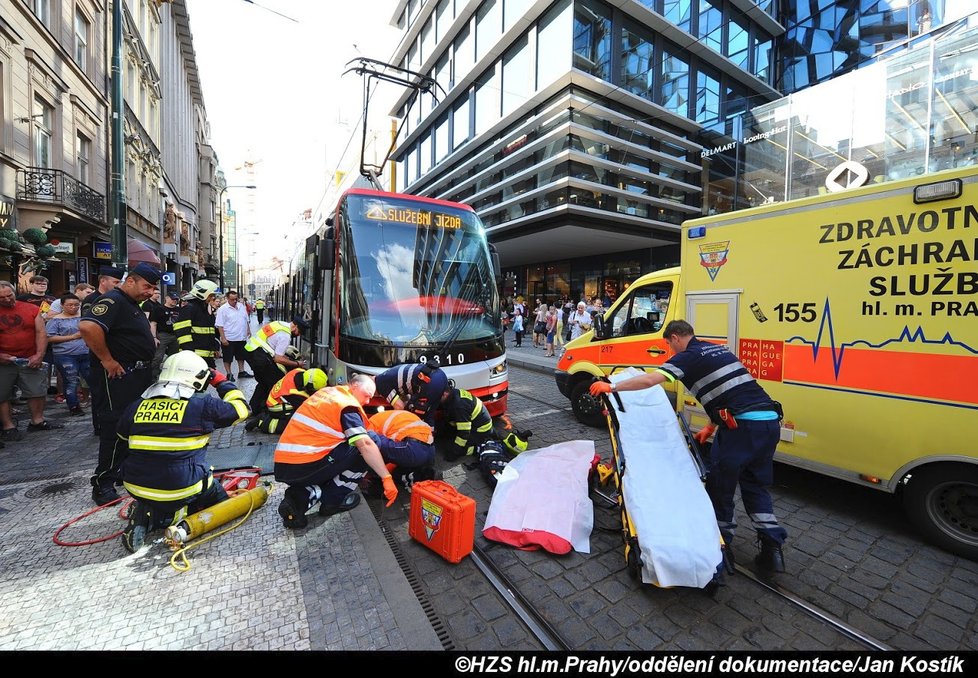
[{"x1": 491, "y1": 361, "x2": 507, "y2": 377}]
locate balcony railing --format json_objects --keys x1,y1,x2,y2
[{"x1": 16, "y1": 168, "x2": 106, "y2": 224}]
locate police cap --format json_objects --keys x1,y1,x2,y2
[
  {"x1": 129, "y1": 262, "x2": 162, "y2": 284},
  {"x1": 98, "y1": 266, "x2": 126, "y2": 280}
]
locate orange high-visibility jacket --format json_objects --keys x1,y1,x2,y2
[
  {"x1": 368, "y1": 409, "x2": 434, "y2": 445},
  {"x1": 273, "y1": 386, "x2": 367, "y2": 465},
  {"x1": 266, "y1": 368, "x2": 308, "y2": 410}
]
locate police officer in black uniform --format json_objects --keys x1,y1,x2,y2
[
  {"x1": 80, "y1": 263, "x2": 161, "y2": 506},
  {"x1": 82, "y1": 266, "x2": 125, "y2": 436}
]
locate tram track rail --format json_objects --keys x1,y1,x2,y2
[
  {"x1": 372, "y1": 371, "x2": 894, "y2": 651},
  {"x1": 511, "y1": 374, "x2": 891, "y2": 650}
]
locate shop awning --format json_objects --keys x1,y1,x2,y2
[{"x1": 127, "y1": 238, "x2": 161, "y2": 266}]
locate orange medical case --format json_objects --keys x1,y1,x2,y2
[{"x1": 408, "y1": 480, "x2": 476, "y2": 563}]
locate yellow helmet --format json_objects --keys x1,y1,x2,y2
[
  {"x1": 159, "y1": 351, "x2": 210, "y2": 392},
  {"x1": 301, "y1": 368, "x2": 327, "y2": 394}
]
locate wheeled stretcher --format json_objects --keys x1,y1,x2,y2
[{"x1": 600, "y1": 371, "x2": 724, "y2": 589}]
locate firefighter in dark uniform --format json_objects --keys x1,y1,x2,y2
[
  {"x1": 174, "y1": 279, "x2": 220, "y2": 367},
  {"x1": 243, "y1": 315, "x2": 309, "y2": 423},
  {"x1": 80, "y1": 263, "x2": 161, "y2": 506},
  {"x1": 118, "y1": 351, "x2": 250, "y2": 552},
  {"x1": 83, "y1": 266, "x2": 125, "y2": 436},
  {"x1": 438, "y1": 386, "x2": 494, "y2": 461},
  {"x1": 590, "y1": 319, "x2": 787, "y2": 574},
  {"x1": 256, "y1": 366, "x2": 327, "y2": 434},
  {"x1": 375, "y1": 363, "x2": 449, "y2": 426}
]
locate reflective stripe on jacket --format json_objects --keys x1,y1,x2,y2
[
  {"x1": 444, "y1": 389, "x2": 493, "y2": 457},
  {"x1": 174, "y1": 299, "x2": 219, "y2": 359},
  {"x1": 119, "y1": 382, "x2": 249, "y2": 502},
  {"x1": 368, "y1": 410, "x2": 434, "y2": 444},
  {"x1": 266, "y1": 368, "x2": 310, "y2": 413},
  {"x1": 273, "y1": 386, "x2": 366, "y2": 465},
  {"x1": 244, "y1": 321, "x2": 292, "y2": 356}
]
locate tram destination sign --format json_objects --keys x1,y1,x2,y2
[{"x1": 365, "y1": 204, "x2": 462, "y2": 230}]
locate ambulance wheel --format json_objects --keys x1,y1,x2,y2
[
  {"x1": 571, "y1": 380, "x2": 606, "y2": 428},
  {"x1": 904, "y1": 463, "x2": 978, "y2": 561}
]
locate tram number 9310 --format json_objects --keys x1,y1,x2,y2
[{"x1": 419, "y1": 353, "x2": 466, "y2": 366}]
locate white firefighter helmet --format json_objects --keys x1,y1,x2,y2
[
  {"x1": 185, "y1": 279, "x2": 219, "y2": 302},
  {"x1": 143, "y1": 351, "x2": 211, "y2": 399},
  {"x1": 285, "y1": 345, "x2": 301, "y2": 360}
]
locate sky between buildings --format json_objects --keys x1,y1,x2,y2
[{"x1": 186, "y1": 0, "x2": 401, "y2": 270}]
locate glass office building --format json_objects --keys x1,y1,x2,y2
[{"x1": 388, "y1": 0, "x2": 976, "y2": 304}]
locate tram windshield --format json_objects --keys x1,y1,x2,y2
[{"x1": 338, "y1": 193, "x2": 502, "y2": 354}]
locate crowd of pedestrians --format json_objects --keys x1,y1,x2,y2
[
  {"x1": 500, "y1": 293, "x2": 610, "y2": 357},
  {"x1": 0, "y1": 267, "x2": 268, "y2": 451}
]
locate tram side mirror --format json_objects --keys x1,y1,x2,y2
[
  {"x1": 319, "y1": 237, "x2": 335, "y2": 271},
  {"x1": 593, "y1": 312, "x2": 608, "y2": 340},
  {"x1": 488, "y1": 244, "x2": 501, "y2": 282}
]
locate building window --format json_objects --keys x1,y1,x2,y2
[
  {"x1": 76, "y1": 131, "x2": 91, "y2": 184},
  {"x1": 754, "y1": 38, "x2": 772, "y2": 83},
  {"x1": 476, "y1": 0, "x2": 502, "y2": 63},
  {"x1": 727, "y1": 17, "x2": 748, "y2": 69},
  {"x1": 453, "y1": 95, "x2": 471, "y2": 149},
  {"x1": 502, "y1": 34, "x2": 531, "y2": 117},
  {"x1": 33, "y1": 0, "x2": 51, "y2": 26},
  {"x1": 74, "y1": 8, "x2": 90, "y2": 70},
  {"x1": 421, "y1": 18, "x2": 435, "y2": 66},
  {"x1": 537, "y1": 0, "x2": 571, "y2": 89},
  {"x1": 455, "y1": 23, "x2": 474, "y2": 83},
  {"x1": 435, "y1": 0, "x2": 453, "y2": 42},
  {"x1": 573, "y1": 0, "x2": 611, "y2": 81},
  {"x1": 435, "y1": 114, "x2": 450, "y2": 163},
  {"x1": 504, "y1": 0, "x2": 533, "y2": 31},
  {"x1": 474, "y1": 67, "x2": 500, "y2": 136},
  {"x1": 33, "y1": 96, "x2": 53, "y2": 168},
  {"x1": 697, "y1": 0, "x2": 722, "y2": 54},
  {"x1": 695, "y1": 69, "x2": 720, "y2": 125},
  {"x1": 420, "y1": 133, "x2": 432, "y2": 176},
  {"x1": 660, "y1": 50, "x2": 689, "y2": 117},
  {"x1": 662, "y1": 0, "x2": 692, "y2": 34},
  {"x1": 622, "y1": 23, "x2": 655, "y2": 101}
]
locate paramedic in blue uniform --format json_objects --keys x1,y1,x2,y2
[
  {"x1": 81, "y1": 263, "x2": 161, "y2": 507},
  {"x1": 374, "y1": 363, "x2": 449, "y2": 425},
  {"x1": 118, "y1": 351, "x2": 250, "y2": 552},
  {"x1": 590, "y1": 319, "x2": 787, "y2": 574}
]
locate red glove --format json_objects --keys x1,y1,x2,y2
[
  {"x1": 693, "y1": 424, "x2": 717, "y2": 445},
  {"x1": 209, "y1": 369, "x2": 227, "y2": 387},
  {"x1": 589, "y1": 381, "x2": 612, "y2": 397},
  {"x1": 382, "y1": 476, "x2": 398, "y2": 507}
]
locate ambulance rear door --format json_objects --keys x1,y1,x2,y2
[{"x1": 680, "y1": 291, "x2": 741, "y2": 423}]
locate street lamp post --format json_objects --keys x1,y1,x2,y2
[{"x1": 218, "y1": 184, "x2": 255, "y2": 291}]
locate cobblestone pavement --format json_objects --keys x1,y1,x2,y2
[
  {"x1": 2, "y1": 347, "x2": 976, "y2": 652},
  {"x1": 0, "y1": 367, "x2": 435, "y2": 651},
  {"x1": 379, "y1": 358, "x2": 978, "y2": 651}
]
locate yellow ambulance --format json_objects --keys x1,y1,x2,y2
[{"x1": 555, "y1": 166, "x2": 978, "y2": 559}]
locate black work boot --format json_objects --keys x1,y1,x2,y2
[
  {"x1": 754, "y1": 535, "x2": 786, "y2": 574},
  {"x1": 278, "y1": 489, "x2": 309, "y2": 529},
  {"x1": 92, "y1": 484, "x2": 119, "y2": 507}
]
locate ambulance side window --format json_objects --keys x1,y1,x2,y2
[{"x1": 609, "y1": 283, "x2": 673, "y2": 338}]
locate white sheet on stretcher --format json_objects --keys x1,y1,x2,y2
[{"x1": 610, "y1": 370, "x2": 722, "y2": 588}]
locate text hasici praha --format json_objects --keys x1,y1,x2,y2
[{"x1": 819, "y1": 205, "x2": 978, "y2": 305}]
